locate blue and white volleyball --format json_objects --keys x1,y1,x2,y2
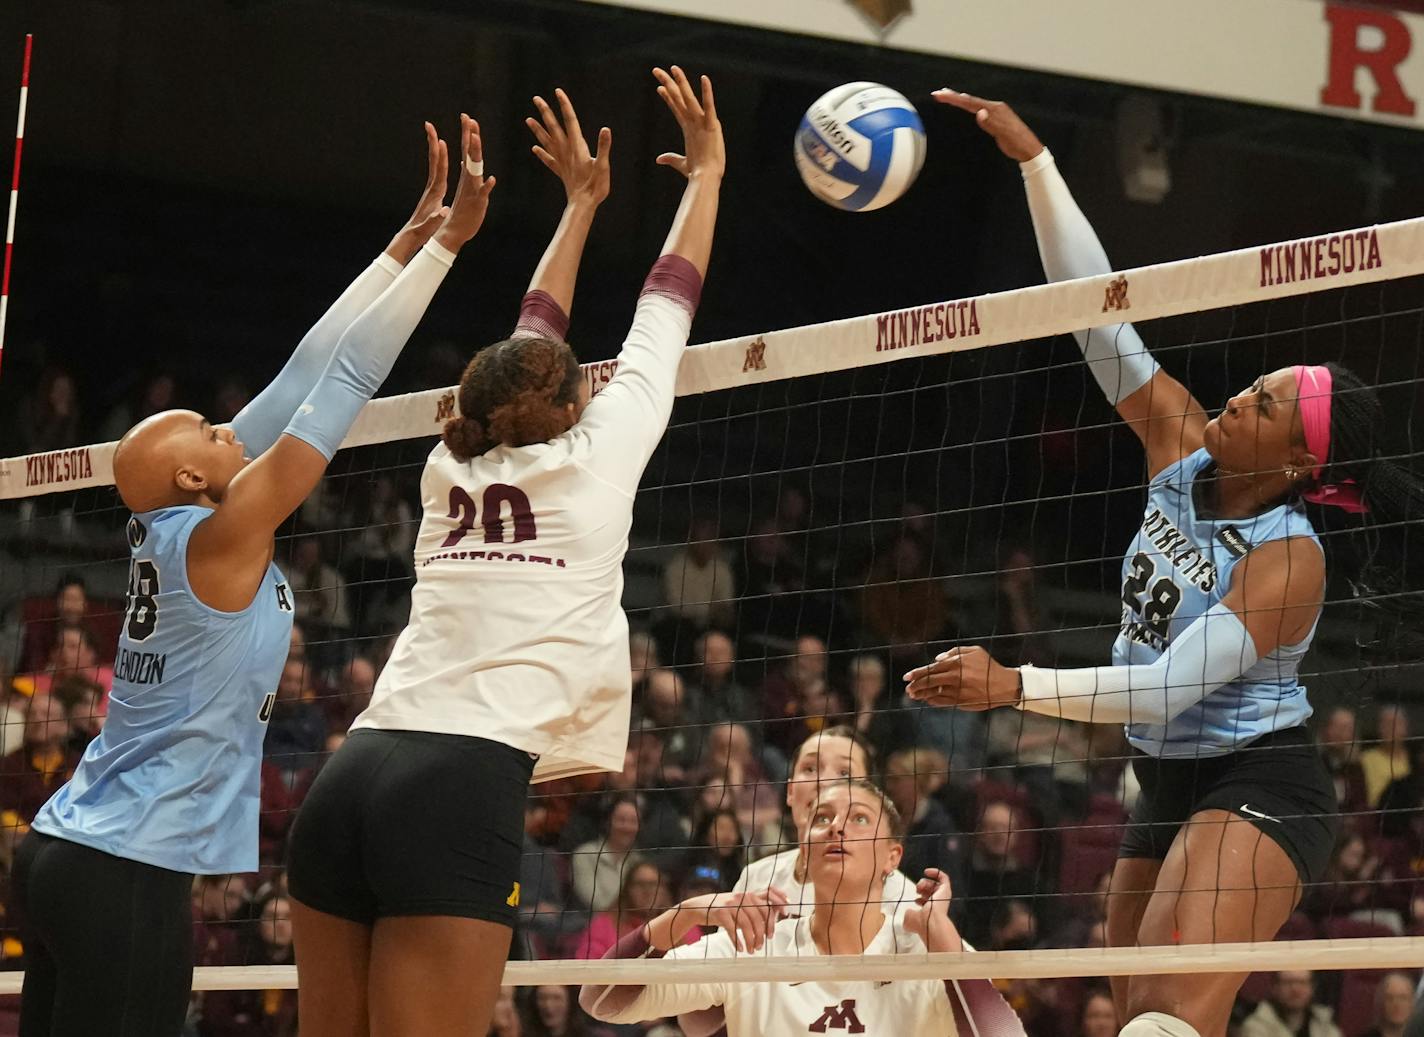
[{"x1": 794, "y1": 82, "x2": 926, "y2": 212}]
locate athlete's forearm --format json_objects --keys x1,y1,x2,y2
[
  {"x1": 1018, "y1": 602, "x2": 1257, "y2": 724},
  {"x1": 1020, "y1": 149, "x2": 1158, "y2": 405},
  {"x1": 646, "y1": 895, "x2": 716, "y2": 951},
  {"x1": 230, "y1": 255, "x2": 402, "y2": 455},
  {"x1": 519, "y1": 201, "x2": 596, "y2": 327},
  {"x1": 283, "y1": 241, "x2": 455, "y2": 459}
]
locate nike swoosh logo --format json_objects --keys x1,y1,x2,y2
[
  {"x1": 1239, "y1": 803, "x2": 1281, "y2": 823},
  {"x1": 298, "y1": 404, "x2": 315, "y2": 416}
]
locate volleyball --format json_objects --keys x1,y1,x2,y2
[{"x1": 794, "y1": 82, "x2": 926, "y2": 212}]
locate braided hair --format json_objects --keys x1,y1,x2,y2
[
  {"x1": 1313, "y1": 362, "x2": 1424, "y2": 653},
  {"x1": 442, "y1": 337, "x2": 582, "y2": 461}
]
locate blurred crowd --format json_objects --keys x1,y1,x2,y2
[{"x1": 0, "y1": 366, "x2": 1421, "y2": 1036}]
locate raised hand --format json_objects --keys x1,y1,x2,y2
[
  {"x1": 653, "y1": 66, "x2": 724, "y2": 181},
  {"x1": 702, "y1": 889, "x2": 789, "y2": 953},
  {"x1": 903, "y1": 645, "x2": 1021, "y2": 710},
  {"x1": 385, "y1": 122, "x2": 451, "y2": 264},
  {"x1": 932, "y1": 89, "x2": 1044, "y2": 164},
  {"x1": 527, "y1": 89, "x2": 611, "y2": 209},
  {"x1": 902, "y1": 869, "x2": 962, "y2": 951},
  {"x1": 433, "y1": 113, "x2": 497, "y2": 254}
]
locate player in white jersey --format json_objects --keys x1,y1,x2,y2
[
  {"x1": 582, "y1": 780, "x2": 1009, "y2": 1037},
  {"x1": 907, "y1": 92, "x2": 1424, "y2": 1037},
  {"x1": 286, "y1": 69, "x2": 724, "y2": 1037}
]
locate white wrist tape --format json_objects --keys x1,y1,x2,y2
[{"x1": 1018, "y1": 603, "x2": 1258, "y2": 725}]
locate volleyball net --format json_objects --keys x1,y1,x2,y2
[{"x1": 0, "y1": 217, "x2": 1422, "y2": 1025}]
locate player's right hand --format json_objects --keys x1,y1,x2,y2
[
  {"x1": 527, "y1": 88, "x2": 611, "y2": 210},
  {"x1": 433, "y1": 113, "x2": 497, "y2": 253},
  {"x1": 385, "y1": 121, "x2": 451, "y2": 265},
  {"x1": 932, "y1": 89, "x2": 1044, "y2": 164},
  {"x1": 704, "y1": 889, "x2": 789, "y2": 953},
  {"x1": 653, "y1": 66, "x2": 724, "y2": 181}
]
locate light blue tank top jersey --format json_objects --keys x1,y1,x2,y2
[
  {"x1": 1113, "y1": 448, "x2": 1321, "y2": 758},
  {"x1": 32, "y1": 505, "x2": 293, "y2": 874}
]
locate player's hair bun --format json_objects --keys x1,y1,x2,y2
[{"x1": 443, "y1": 415, "x2": 492, "y2": 462}]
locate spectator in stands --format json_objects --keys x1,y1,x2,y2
[
  {"x1": 325, "y1": 654, "x2": 376, "y2": 733},
  {"x1": 684, "y1": 807, "x2": 746, "y2": 891},
  {"x1": 883, "y1": 747, "x2": 967, "y2": 907},
  {"x1": 1361, "y1": 705, "x2": 1413, "y2": 808},
  {"x1": 528, "y1": 985, "x2": 609, "y2": 1037},
  {"x1": 963, "y1": 799, "x2": 1043, "y2": 948},
  {"x1": 488, "y1": 987, "x2": 524, "y2": 1037},
  {"x1": 343, "y1": 473, "x2": 417, "y2": 633},
  {"x1": 987, "y1": 898, "x2": 1037, "y2": 951},
  {"x1": 735, "y1": 516, "x2": 805, "y2": 640},
  {"x1": 1317, "y1": 706, "x2": 1368, "y2": 821},
  {"x1": 288, "y1": 620, "x2": 308, "y2": 665},
  {"x1": 26, "y1": 624, "x2": 113, "y2": 701},
  {"x1": 992, "y1": 544, "x2": 1051, "y2": 668},
  {"x1": 286, "y1": 535, "x2": 352, "y2": 645},
  {"x1": 200, "y1": 894, "x2": 299, "y2": 1036},
  {"x1": 0, "y1": 694, "x2": 80, "y2": 822},
  {"x1": 1241, "y1": 971, "x2": 1342, "y2": 1037},
  {"x1": 690, "y1": 630, "x2": 758, "y2": 729},
  {"x1": 0, "y1": 661, "x2": 25, "y2": 756},
  {"x1": 629, "y1": 630, "x2": 660, "y2": 701},
  {"x1": 571, "y1": 795, "x2": 644, "y2": 913},
  {"x1": 13, "y1": 366, "x2": 82, "y2": 455},
  {"x1": 847, "y1": 653, "x2": 907, "y2": 754},
  {"x1": 99, "y1": 371, "x2": 178, "y2": 443},
  {"x1": 985, "y1": 709, "x2": 1090, "y2": 823},
  {"x1": 210, "y1": 377, "x2": 253, "y2": 425},
  {"x1": 1364, "y1": 974, "x2": 1420, "y2": 1037},
  {"x1": 518, "y1": 801, "x2": 579, "y2": 958},
  {"x1": 761, "y1": 635, "x2": 843, "y2": 750},
  {"x1": 693, "y1": 722, "x2": 781, "y2": 855},
  {"x1": 569, "y1": 860, "x2": 674, "y2": 960},
  {"x1": 1080, "y1": 988, "x2": 1118, "y2": 1037},
  {"x1": 660, "y1": 516, "x2": 736, "y2": 633},
  {"x1": 62, "y1": 680, "x2": 105, "y2": 751},
  {"x1": 860, "y1": 535, "x2": 953, "y2": 663},
  {"x1": 635, "y1": 668, "x2": 698, "y2": 774},
  {"x1": 263, "y1": 658, "x2": 328, "y2": 768},
  {"x1": 18, "y1": 574, "x2": 94, "y2": 673}
]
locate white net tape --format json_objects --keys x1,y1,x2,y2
[
  {"x1": 0, "y1": 936, "x2": 1418, "y2": 993},
  {"x1": 0, "y1": 219, "x2": 1414, "y2": 499}
]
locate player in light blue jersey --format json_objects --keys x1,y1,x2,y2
[
  {"x1": 12, "y1": 118, "x2": 496, "y2": 1037},
  {"x1": 907, "y1": 93, "x2": 1424, "y2": 1037}
]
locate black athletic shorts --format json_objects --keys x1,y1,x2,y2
[
  {"x1": 13, "y1": 831, "x2": 195, "y2": 1037},
  {"x1": 1119, "y1": 726, "x2": 1339, "y2": 884},
  {"x1": 287, "y1": 728, "x2": 536, "y2": 927}
]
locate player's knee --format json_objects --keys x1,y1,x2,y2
[{"x1": 1120, "y1": 1012, "x2": 1202, "y2": 1037}]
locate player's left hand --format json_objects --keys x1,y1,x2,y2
[
  {"x1": 903, "y1": 646, "x2": 1021, "y2": 710},
  {"x1": 902, "y1": 869, "x2": 961, "y2": 949},
  {"x1": 434, "y1": 113, "x2": 497, "y2": 253},
  {"x1": 527, "y1": 89, "x2": 612, "y2": 210},
  {"x1": 385, "y1": 121, "x2": 451, "y2": 264},
  {"x1": 932, "y1": 89, "x2": 1044, "y2": 164}
]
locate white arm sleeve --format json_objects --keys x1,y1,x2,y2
[
  {"x1": 584, "y1": 931, "x2": 731, "y2": 1024},
  {"x1": 574, "y1": 259, "x2": 700, "y2": 495},
  {"x1": 1018, "y1": 603, "x2": 1258, "y2": 724},
  {"x1": 1020, "y1": 149, "x2": 1158, "y2": 405}
]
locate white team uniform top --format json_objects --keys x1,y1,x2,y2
[
  {"x1": 351, "y1": 285, "x2": 696, "y2": 782},
  {"x1": 589, "y1": 913, "x2": 959, "y2": 1037},
  {"x1": 735, "y1": 848, "x2": 919, "y2": 935}
]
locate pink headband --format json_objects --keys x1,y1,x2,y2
[{"x1": 1292, "y1": 364, "x2": 1369, "y2": 514}]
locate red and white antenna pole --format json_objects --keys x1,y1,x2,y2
[{"x1": 0, "y1": 34, "x2": 32, "y2": 378}]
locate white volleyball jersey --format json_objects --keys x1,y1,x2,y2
[
  {"x1": 351, "y1": 286, "x2": 696, "y2": 782},
  {"x1": 591, "y1": 914, "x2": 958, "y2": 1037},
  {"x1": 735, "y1": 848, "x2": 919, "y2": 932}
]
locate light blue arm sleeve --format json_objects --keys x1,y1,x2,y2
[
  {"x1": 282, "y1": 241, "x2": 455, "y2": 460},
  {"x1": 1017, "y1": 603, "x2": 1258, "y2": 725},
  {"x1": 229, "y1": 253, "x2": 403, "y2": 455},
  {"x1": 1020, "y1": 148, "x2": 1159, "y2": 405}
]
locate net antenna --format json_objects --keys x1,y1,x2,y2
[{"x1": 0, "y1": 33, "x2": 33, "y2": 379}]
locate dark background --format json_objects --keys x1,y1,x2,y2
[{"x1": 0, "y1": 0, "x2": 1421, "y2": 683}]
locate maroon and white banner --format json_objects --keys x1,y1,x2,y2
[
  {"x1": 578, "y1": 0, "x2": 1424, "y2": 129},
  {"x1": 3, "y1": 216, "x2": 1422, "y2": 500}
]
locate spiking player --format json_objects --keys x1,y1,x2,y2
[
  {"x1": 908, "y1": 90, "x2": 1424, "y2": 1037},
  {"x1": 11, "y1": 119, "x2": 493, "y2": 1037},
  {"x1": 284, "y1": 68, "x2": 722, "y2": 1037}
]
